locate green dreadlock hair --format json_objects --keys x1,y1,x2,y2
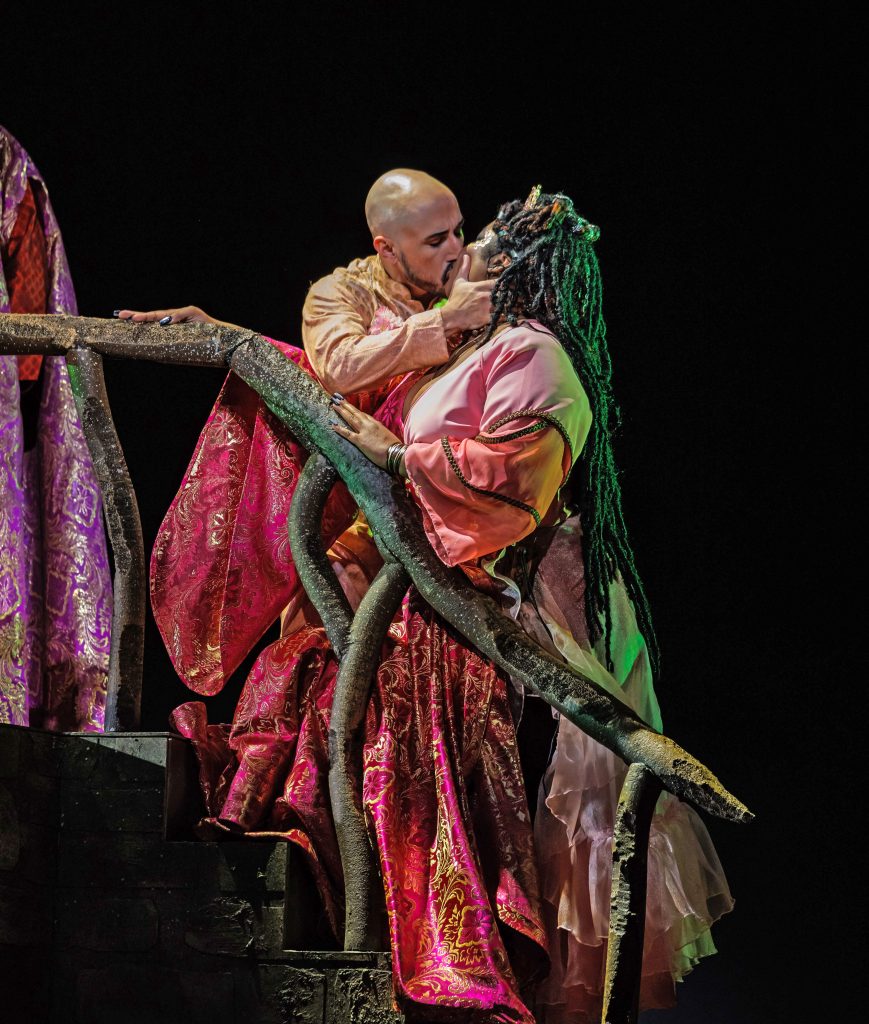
[{"x1": 483, "y1": 189, "x2": 660, "y2": 678}]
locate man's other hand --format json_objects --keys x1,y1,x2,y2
[
  {"x1": 113, "y1": 305, "x2": 219, "y2": 325},
  {"x1": 439, "y1": 256, "x2": 495, "y2": 334}
]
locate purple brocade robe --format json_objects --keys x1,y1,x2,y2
[{"x1": 0, "y1": 125, "x2": 111, "y2": 730}]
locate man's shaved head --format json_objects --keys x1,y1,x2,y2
[
  {"x1": 364, "y1": 169, "x2": 465, "y2": 301},
  {"x1": 365, "y1": 169, "x2": 456, "y2": 238}
]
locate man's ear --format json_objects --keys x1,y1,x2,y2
[{"x1": 373, "y1": 235, "x2": 397, "y2": 264}]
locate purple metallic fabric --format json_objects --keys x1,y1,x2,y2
[{"x1": 1, "y1": 125, "x2": 111, "y2": 730}]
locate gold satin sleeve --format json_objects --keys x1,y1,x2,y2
[{"x1": 302, "y1": 273, "x2": 449, "y2": 394}]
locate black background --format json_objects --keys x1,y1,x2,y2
[{"x1": 3, "y1": 3, "x2": 856, "y2": 1020}]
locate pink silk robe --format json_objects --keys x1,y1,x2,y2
[{"x1": 153, "y1": 251, "x2": 452, "y2": 694}]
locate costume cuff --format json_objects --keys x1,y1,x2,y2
[{"x1": 411, "y1": 308, "x2": 450, "y2": 366}]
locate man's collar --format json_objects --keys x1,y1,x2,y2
[
  {"x1": 372, "y1": 255, "x2": 414, "y2": 303},
  {"x1": 373, "y1": 255, "x2": 443, "y2": 310}
]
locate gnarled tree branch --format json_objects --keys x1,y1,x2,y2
[
  {"x1": 229, "y1": 335, "x2": 752, "y2": 825},
  {"x1": 0, "y1": 315, "x2": 753, "y2": 824},
  {"x1": 328, "y1": 556, "x2": 409, "y2": 951},
  {"x1": 65, "y1": 346, "x2": 145, "y2": 731},
  {"x1": 602, "y1": 764, "x2": 664, "y2": 1024},
  {"x1": 287, "y1": 454, "x2": 354, "y2": 660}
]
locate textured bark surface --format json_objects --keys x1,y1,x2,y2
[
  {"x1": 289, "y1": 453, "x2": 407, "y2": 950},
  {"x1": 65, "y1": 347, "x2": 145, "y2": 731},
  {"x1": 288, "y1": 454, "x2": 354, "y2": 660},
  {"x1": 0, "y1": 315, "x2": 752, "y2": 823},
  {"x1": 0, "y1": 312, "x2": 251, "y2": 365},
  {"x1": 602, "y1": 763, "x2": 664, "y2": 1024},
  {"x1": 328, "y1": 558, "x2": 409, "y2": 950}
]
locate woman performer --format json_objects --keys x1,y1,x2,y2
[
  {"x1": 327, "y1": 189, "x2": 733, "y2": 1020},
  {"x1": 164, "y1": 189, "x2": 732, "y2": 1023}
]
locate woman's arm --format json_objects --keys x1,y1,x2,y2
[
  {"x1": 333, "y1": 326, "x2": 591, "y2": 567},
  {"x1": 404, "y1": 418, "x2": 572, "y2": 566}
]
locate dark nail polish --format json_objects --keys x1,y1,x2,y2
[
  {"x1": 331, "y1": 393, "x2": 344, "y2": 404},
  {"x1": 112, "y1": 310, "x2": 121, "y2": 317},
  {"x1": 159, "y1": 315, "x2": 172, "y2": 326}
]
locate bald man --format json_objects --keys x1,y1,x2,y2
[
  {"x1": 140, "y1": 171, "x2": 496, "y2": 698},
  {"x1": 302, "y1": 169, "x2": 495, "y2": 397},
  {"x1": 120, "y1": 170, "x2": 494, "y2": 402}
]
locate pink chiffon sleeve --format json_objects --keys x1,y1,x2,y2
[{"x1": 404, "y1": 328, "x2": 591, "y2": 566}]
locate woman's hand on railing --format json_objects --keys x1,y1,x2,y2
[
  {"x1": 112, "y1": 306, "x2": 243, "y2": 329},
  {"x1": 330, "y1": 395, "x2": 406, "y2": 476}
]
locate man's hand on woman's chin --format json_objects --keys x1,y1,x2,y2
[{"x1": 439, "y1": 255, "x2": 495, "y2": 335}]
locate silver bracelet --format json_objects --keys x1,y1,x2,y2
[{"x1": 385, "y1": 441, "x2": 407, "y2": 476}]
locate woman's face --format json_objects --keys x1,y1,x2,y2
[
  {"x1": 466, "y1": 222, "x2": 502, "y2": 281},
  {"x1": 444, "y1": 222, "x2": 505, "y2": 294}
]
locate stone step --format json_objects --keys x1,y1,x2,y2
[{"x1": 0, "y1": 723, "x2": 404, "y2": 1023}]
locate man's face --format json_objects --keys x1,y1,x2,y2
[{"x1": 389, "y1": 191, "x2": 465, "y2": 299}]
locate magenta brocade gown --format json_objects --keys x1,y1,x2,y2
[{"x1": 152, "y1": 326, "x2": 732, "y2": 1023}]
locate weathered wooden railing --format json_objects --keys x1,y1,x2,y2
[{"x1": 1, "y1": 314, "x2": 752, "y2": 1024}]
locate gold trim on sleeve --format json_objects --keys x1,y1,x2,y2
[
  {"x1": 439, "y1": 437, "x2": 542, "y2": 526},
  {"x1": 477, "y1": 407, "x2": 574, "y2": 462}
]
